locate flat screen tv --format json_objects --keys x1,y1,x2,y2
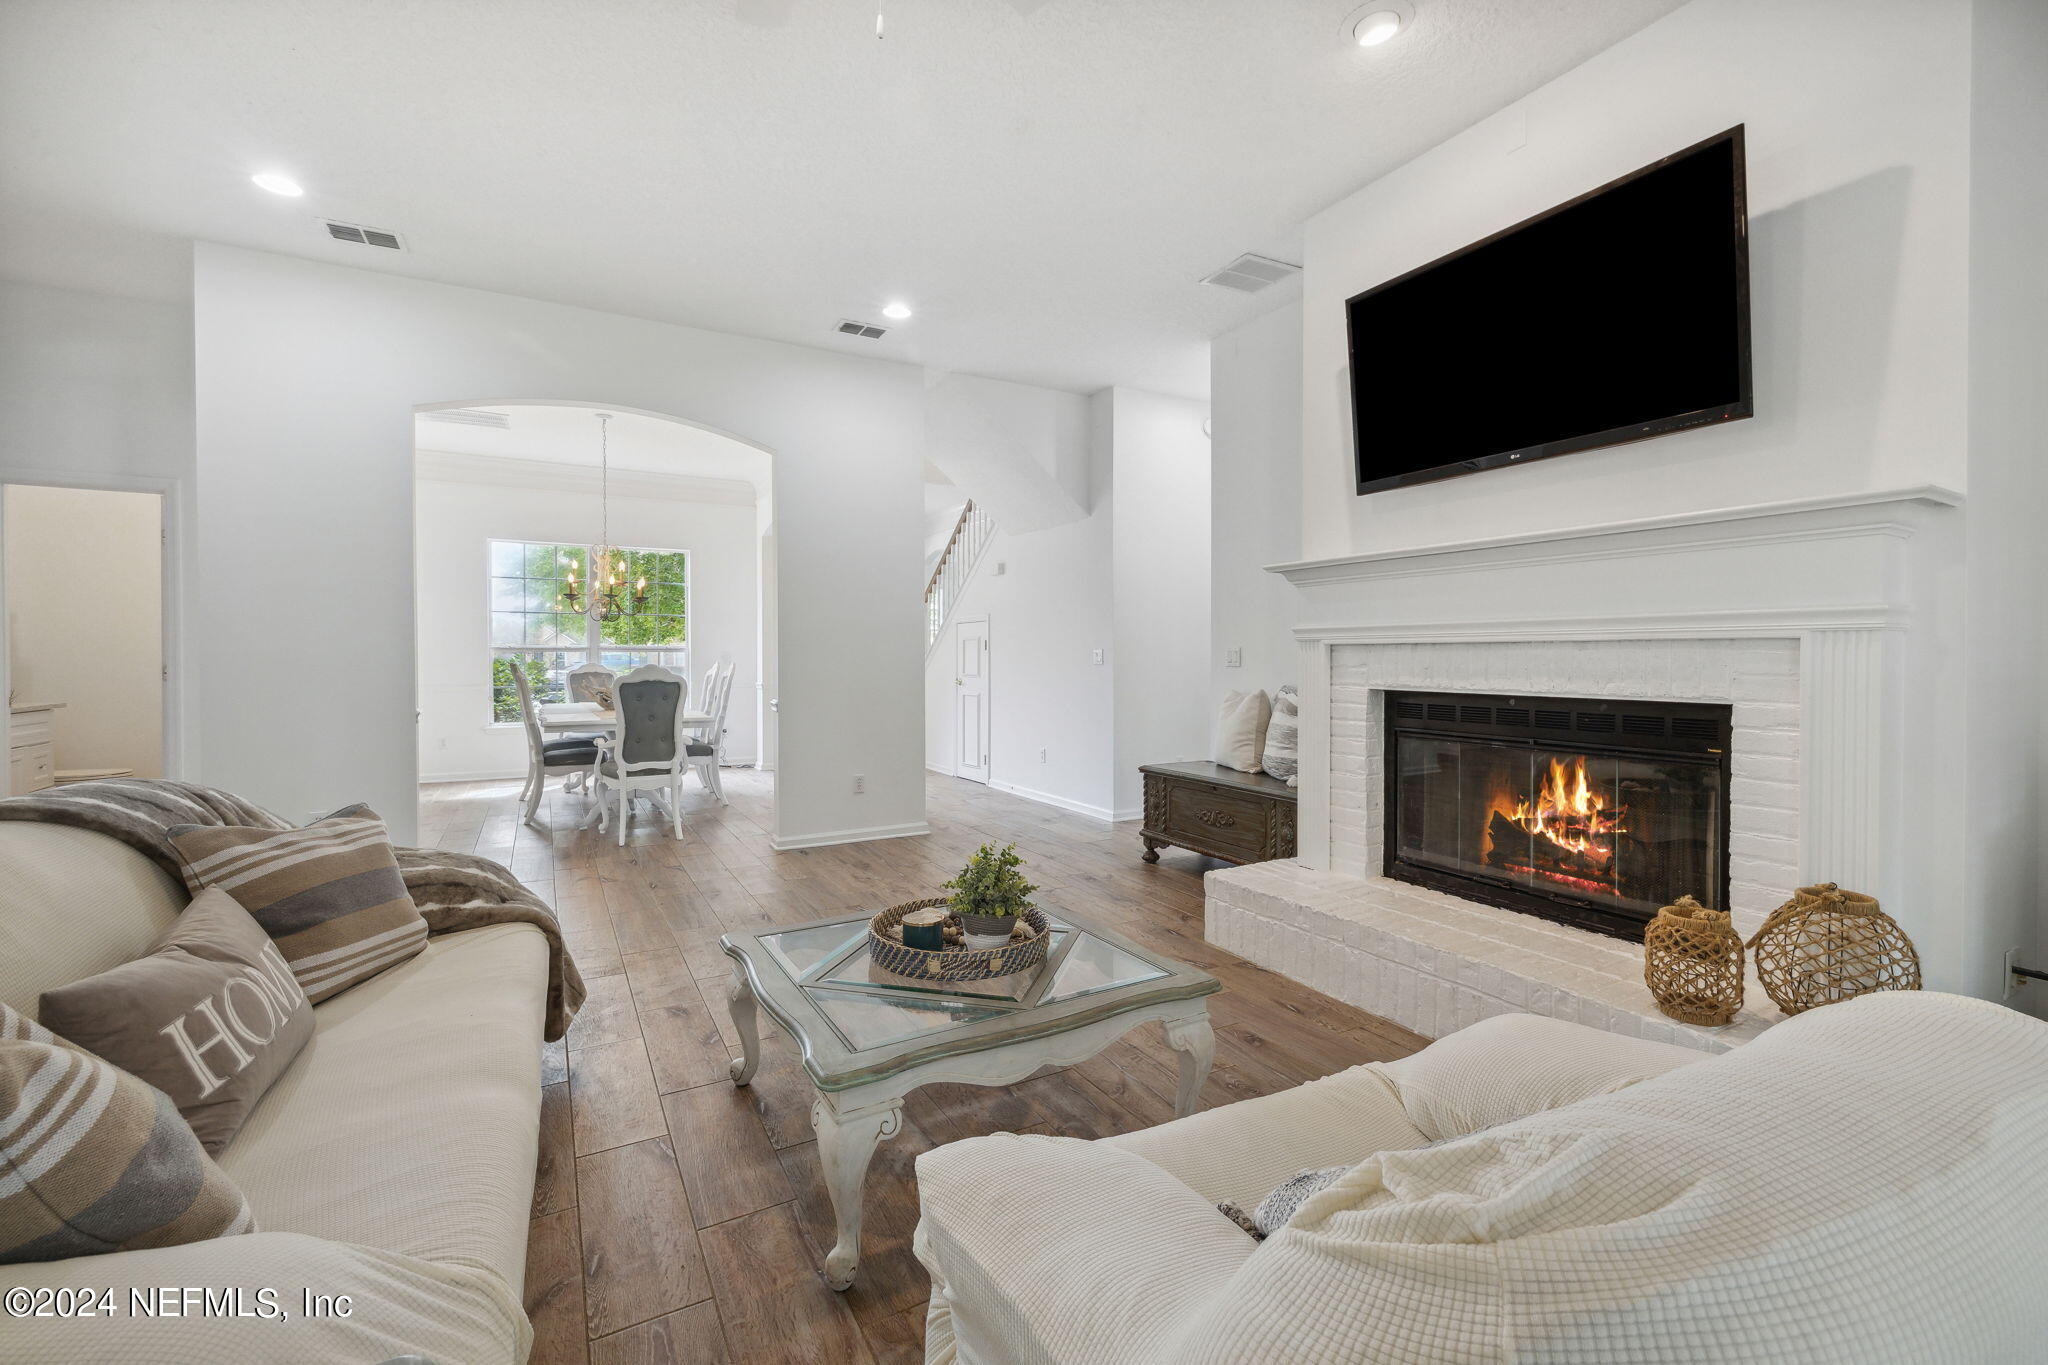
[{"x1": 1347, "y1": 126, "x2": 1751, "y2": 495}]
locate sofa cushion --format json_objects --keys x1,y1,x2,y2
[
  {"x1": 1375, "y1": 1012, "x2": 1705, "y2": 1142},
  {"x1": 916, "y1": 1133, "x2": 1256, "y2": 1365},
  {"x1": 0, "y1": 824, "x2": 185, "y2": 1016},
  {"x1": 217, "y1": 922, "x2": 546, "y2": 1290},
  {"x1": 167, "y1": 805, "x2": 429, "y2": 1004},
  {"x1": 1102, "y1": 1060, "x2": 1429, "y2": 1208},
  {"x1": 1165, "y1": 993, "x2": 2048, "y2": 1364},
  {"x1": 40, "y1": 888, "x2": 314, "y2": 1154},
  {"x1": 2, "y1": 1002, "x2": 255, "y2": 1263}
]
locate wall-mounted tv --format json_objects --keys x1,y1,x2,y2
[{"x1": 1347, "y1": 126, "x2": 1751, "y2": 496}]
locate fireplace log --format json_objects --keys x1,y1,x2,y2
[{"x1": 1486, "y1": 809, "x2": 1612, "y2": 880}]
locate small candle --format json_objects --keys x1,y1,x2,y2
[{"x1": 901, "y1": 908, "x2": 947, "y2": 951}]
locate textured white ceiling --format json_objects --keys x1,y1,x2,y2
[{"x1": 0, "y1": 0, "x2": 1683, "y2": 398}]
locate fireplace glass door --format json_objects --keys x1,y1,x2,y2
[{"x1": 1385, "y1": 693, "x2": 1729, "y2": 938}]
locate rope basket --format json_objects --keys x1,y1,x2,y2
[
  {"x1": 866, "y1": 899, "x2": 1052, "y2": 983},
  {"x1": 1748, "y1": 883, "x2": 1921, "y2": 1016},
  {"x1": 1643, "y1": 895, "x2": 1745, "y2": 1026}
]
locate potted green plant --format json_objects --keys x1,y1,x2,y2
[{"x1": 944, "y1": 842, "x2": 1038, "y2": 949}]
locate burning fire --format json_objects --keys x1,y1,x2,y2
[{"x1": 1489, "y1": 756, "x2": 1627, "y2": 888}]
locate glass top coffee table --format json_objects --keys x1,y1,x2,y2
[{"x1": 721, "y1": 907, "x2": 1220, "y2": 1289}]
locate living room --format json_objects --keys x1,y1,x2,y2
[{"x1": 3, "y1": 2, "x2": 2045, "y2": 1363}]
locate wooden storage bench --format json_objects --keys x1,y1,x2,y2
[{"x1": 1139, "y1": 761, "x2": 1297, "y2": 866}]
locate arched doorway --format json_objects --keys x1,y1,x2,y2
[{"x1": 411, "y1": 400, "x2": 776, "y2": 834}]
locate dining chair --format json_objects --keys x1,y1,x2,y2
[
  {"x1": 566, "y1": 662, "x2": 617, "y2": 705},
  {"x1": 587, "y1": 664, "x2": 692, "y2": 844},
  {"x1": 686, "y1": 657, "x2": 737, "y2": 805},
  {"x1": 511, "y1": 665, "x2": 603, "y2": 824}
]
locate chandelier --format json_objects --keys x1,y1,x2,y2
[{"x1": 559, "y1": 411, "x2": 648, "y2": 623}]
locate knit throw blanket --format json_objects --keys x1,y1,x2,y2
[{"x1": 0, "y1": 779, "x2": 585, "y2": 1041}]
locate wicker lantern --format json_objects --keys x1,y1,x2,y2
[
  {"x1": 1748, "y1": 883, "x2": 1921, "y2": 1016},
  {"x1": 1644, "y1": 895, "x2": 1745, "y2": 1026}
]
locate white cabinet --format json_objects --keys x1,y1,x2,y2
[{"x1": 8, "y1": 704, "x2": 60, "y2": 796}]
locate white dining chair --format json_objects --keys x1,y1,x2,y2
[
  {"x1": 686, "y1": 658, "x2": 737, "y2": 804},
  {"x1": 587, "y1": 664, "x2": 692, "y2": 843},
  {"x1": 512, "y1": 665, "x2": 603, "y2": 824},
  {"x1": 566, "y1": 662, "x2": 616, "y2": 705}
]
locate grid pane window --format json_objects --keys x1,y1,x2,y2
[{"x1": 489, "y1": 540, "x2": 688, "y2": 723}]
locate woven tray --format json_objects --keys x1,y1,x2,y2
[{"x1": 867, "y1": 899, "x2": 1052, "y2": 983}]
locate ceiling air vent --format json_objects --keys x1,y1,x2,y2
[
  {"x1": 1200, "y1": 252, "x2": 1301, "y2": 293},
  {"x1": 421, "y1": 408, "x2": 510, "y2": 430},
  {"x1": 325, "y1": 220, "x2": 404, "y2": 250},
  {"x1": 835, "y1": 319, "x2": 888, "y2": 339}
]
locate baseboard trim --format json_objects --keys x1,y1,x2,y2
[
  {"x1": 772, "y1": 820, "x2": 931, "y2": 851},
  {"x1": 421, "y1": 769, "x2": 526, "y2": 784},
  {"x1": 988, "y1": 779, "x2": 1133, "y2": 824}
]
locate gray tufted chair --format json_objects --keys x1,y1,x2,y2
[
  {"x1": 586, "y1": 664, "x2": 692, "y2": 843},
  {"x1": 512, "y1": 664, "x2": 602, "y2": 824}
]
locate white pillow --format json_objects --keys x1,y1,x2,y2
[{"x1": 1213, "y1": 690, "x2": 1272, "y2": 773}]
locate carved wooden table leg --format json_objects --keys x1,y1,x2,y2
[
  {"x1": 1163, "y1": 1013, "x2": 1216, "y2": 1118},
  {"x1": 811, "y1": 1093, "x2": 903, "y2": 1291},
  {"x1": 1142, "y1": 835, "x2": 1163, "y2": 863},
  {"x1": 726, "y1": 964, "x2": 761, "y2": 1086}
]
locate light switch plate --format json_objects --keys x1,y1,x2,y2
[
  {"x1": 1226, "y1": 647, "x2": 1243, "y2": 668},
  {"x1": 1090, "y1": 648, "x2": 1104, "y2": 665}
]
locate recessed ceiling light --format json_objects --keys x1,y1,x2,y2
[
  {"x1": 251, "y1": 172, "x2": 304, "y2": 197},
  {"x1": 881, "y1": 301, "x2": 913, "y2": 321},
  {"x1": 1354, "y1": 10, "x2": 1404, "y2": 45}
]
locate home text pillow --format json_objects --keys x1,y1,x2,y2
[
  {"x1": 1262, "y1": 685, "x2": 1299, "y2": 781},
  {"x1": 40, "y1": 888, "x2": 314, "y2": 1154},
  {"x1": 167, "y1": 804, "x2": 428, "y2": 1004},
  {"x1": 2, "y1": 1002, "x2": 255, "y2": 1263},
  {"x1": 1213, "y1": 689, "x2": 1272, "y2": 773}
]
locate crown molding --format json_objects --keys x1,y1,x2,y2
[{"x1": 415, "y1": 449, "x2": 759, "y2": 506}]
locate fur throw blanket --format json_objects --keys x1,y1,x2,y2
[{"x1": 0, "y1": 779, "x2": 584, "y2": 1040}]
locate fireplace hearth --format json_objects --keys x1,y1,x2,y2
[{"x1": 1385, "y1": 691, "x2": 1731, "y2": 939}]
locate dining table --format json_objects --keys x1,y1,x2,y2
[{"x1": 538, "y1": 701, "x2": 712, "y2": 735}]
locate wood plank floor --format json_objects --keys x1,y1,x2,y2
[{"x1": 420, "y1": 770, "x2": 1426, "y2": 1365}]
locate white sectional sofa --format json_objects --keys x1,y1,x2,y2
[
  {"x1": 1, "y1": 822, "x2": 544, "y2": 1364},
  {"x1": 915, "y1": 991, "x2": 2048, "y2": 1364}
]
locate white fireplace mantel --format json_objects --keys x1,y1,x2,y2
[{"x1": 1266, "y1": 485, "x2": 1964, "y2": 914}]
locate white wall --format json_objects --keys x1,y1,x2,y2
[
  {"x1": 1110, "y1": 387, "x2": 1212, "y2": 817},
  {"x1": 924, "y1": 439, "x2": 1115, "y2": 818},
  {"x1": 0, "y1": 278, "x2": 194, "y2": 775},
  {"x1": 415, "y1": 462, "x2": 761, "y2": 781},
  {"x1": 192, "y1": 245, "x2": 925, "y2": 845},
  {"x1": 1300, "y1": 0, "x2": 1973, "y2": 561},
  {"x1": 4, "y1": 484, "x2": 163, "y2": 777},
  {"x1": 1964, "y1": 0, "x2": 2048, "y2": 1019},
  {"x1": 1210, "y1": 301, "x2": 1303, "y2": 710}
]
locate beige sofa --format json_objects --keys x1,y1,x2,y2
[
  {"x1": 1, "y1": 822, "x2": 544, "y2": 1364},
  {"x1": 916, "y1": 991, "x2": 2048, "y2": 1364}
]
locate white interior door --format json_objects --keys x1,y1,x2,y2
[{"x1": 954, "y1": 616, "x2": 990, "y2": 784}]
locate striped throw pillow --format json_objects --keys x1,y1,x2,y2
[
  {"x1": 1263, "y1": 685, "x2": 1300, "y2": 781},
  {"x1": 167, "y1": 805, "x2": 428, "y2": 1004},
  {"x1": 2, "y1": 1003, "x2": 255, "y2": 1263}
]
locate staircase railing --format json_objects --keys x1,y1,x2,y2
[{"x1": 925, "y1": 499, "x2": 994, "y2": 653}]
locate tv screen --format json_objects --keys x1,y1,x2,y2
[{"x1": 1347, "y1": 127, "x2": 1751, "y2": 495}]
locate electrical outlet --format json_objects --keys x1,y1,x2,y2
[
  {"x1": 1090, "y1": 648, "x2": 1104, "y2": 665},
  {"x1": 992, "y1": 561, "x2": 1007, "y2": 576},
  {"x1": 1226, "y1": 647, "x2": 1243, "y2": 668},
  {"x1": 2003, "y1": 947, "x2": 2022, "y2": 1000},
  {"x1": 853, "y1": 774, "x2": 865, "y2": 795},
  {"x1": 1038, "y1": 748, "x2": 1048, "y2": 764}
]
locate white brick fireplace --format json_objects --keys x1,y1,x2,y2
[{"x1": 1206, "y1": 487, "x2": 1962, "y2": 1051}]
